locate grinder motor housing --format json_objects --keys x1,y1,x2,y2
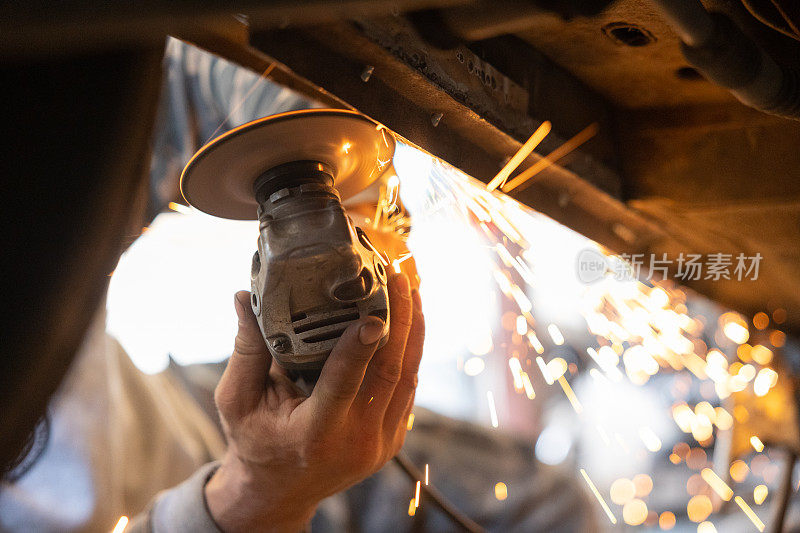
[{"x1": 250, "y1": 160, "x2": 390, "y2": 377}]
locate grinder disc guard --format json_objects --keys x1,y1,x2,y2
[{"x1": 181, "y1": 109, "x2": 396, "y2": 220}]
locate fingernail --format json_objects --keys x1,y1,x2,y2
[
  {"x1": 359, "y1": 318, "x2": 385, "y2": 345},
  {"x1": 395, "y1": 273, "x2": 411, "y2": 299},
  {"x1": 234, "y1": 293, "x2": 246, "y2": 320}
]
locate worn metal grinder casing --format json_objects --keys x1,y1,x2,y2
[
  {"x1": 180, "y1": 110, "x2": 396, "y2": 379},
  {"x1": 250, "y1": 161, "x2": 390, "y2": 376}
]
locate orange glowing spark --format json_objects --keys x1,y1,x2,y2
[
  {"x1": 521, "y1": 372, "x2": 536, "y2": 399},
  {"x1": 168, "y1": 201, "x2": 192, "y2": 214},
  {"x1": 112, "y1": 516, "x2": 129, "y2": 533},
  {"x1": 580, "y1": 469, "x2": 617, "y2": 524},
  {"x1": 408, "y1": 498, "x2": 416, "y2": 516},
  {"x1": 494, "y1": 482, "x2": 509, "y2": 500},
  {"x1": 414, "y1": 480, "x2": 421, "y2": 508},
  {"x1": 558, "y1": 376, "x2": 583, "y2": 414},
  {"x1": 754, "y1": 485, "x2": 768, "y2": 505},
  {"x1": 407, "y1": 413, "x2": 415, "y2": 431},
  {"x1": 486, "y1": 121, "x2": 552, "y2": 191},
  {"x1": 487, "y1": 391, "x2": 499, "y2": 428},
  {"x1": 526, "y1": 332, "x2": 545, "y2": 353},
  {"x1": 502, "y1": 123, "x2": 599, "y2": 193},
  {"x1": 536, "y1": 356, "x2": 554, "y2": 385},
  {"x1": 508, "y1": 358, "x2": 525, "y2": 390},
  {"x1": 750, "y1": 436, "x2": 765, "y2": 453},
  {"x1": 425, "y1": 464, "x2": 429, "y2": 485},
  {"x1": 700, "y1": 468, "x2": 733, "y2": 501},
  {"x1": 735, "y1": 496, "x2": 765, "y2": 531}
]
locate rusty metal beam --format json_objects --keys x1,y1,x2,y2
[{"x1": 186, "y1": 21, "x2": 665, "y2": 258}]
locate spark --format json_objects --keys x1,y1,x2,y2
[
  {"x1": 730, "y1": 460, "x2": 750, "y2": 483},
  {"x1": 487, "y1": 391, "x2": 499, "y2": 428},
  {"x1": 547, "y1": 357, "x2": 568, "y2": 380},
  {"x1": 386, "y1": 175, "x2": 401, "y2": 211},
  {"x1": 391, "y1": 252, "x2": 413, "y2": 273},
  {"x1": 750, "y1": 436, "x2": 765, "y2": 452},
  {"x1": 502, "y1": 123, "x2": 599, "y2": 193},
  {"x1": 521, "y1": 372, "x2": 536, "y2": 399},
  {"x1": 341, "y1": 141, "x2": 352, "y2": 154},
  {"x1": 526, "y1": 331, "x2": 545, "y2": 353},
  {"x1": 112, "y1": 516, "x2": 129, "y2": 533},
  {"x1": 425, "y1": 464, "x2": 429, "y2": 485},
  {"x1": 720, "y1": 312, "x2": 750, "y2": 344},
  {"x1": 547, "y1": 323, "x2": 565, "y2": 345},
  {"x1": 407, "y1": 413, "x2": 415, "y2": 431},
  {"x1": 753, "y1": 368, "x2": 778, "y2": 396},
  {"x1": 536, "y1": 356, "x2": 554, "y2": 385},
  {"x1": 464, "y1": 356, "x2": 486, "y2": 376},
  {"x1": 494, "y1": 482, "x2": 508, "y2": 500},
  {"x1": 205, "y1": 62, "x2": 277, "y2": 143},
  {"x1": 753, "y1": 312, "x2": 769, "y2": 330},
  {"x1": 168, "y1": 201, "x2": 192, "y2": 214},
  {"x1": 558, "y1": 376, "x2": 583, "y2": 413},
  {"x1": 698, "y1": 522, "x2": 717, "y2": 533},
  {"x1": 495, "y1": 243, "x2": 516, "y2": 268},
  {"x1": 585, "y1": 347, "x2": 624, "y2": 381},
  {"x1": 610, "y1": 478, "x2": 635, "y2": 505},
  {"x1": 750, "y1": 345, "x2": 773, "y2": 365},
  {"x1": 735, "y1": 496, "x2": 765, "y2": 531},
  {"x1": 700, "y1": 468, "x2": 733, "y2": 501},
  {"x1": 408, "y1": 498, "x2": 416, "y2": 516},
  {"x1": 687, "y1": 495, "x2": 713, "y2": 522},
  {"x1": 508, "y1": 358, "x2": 524, "y2": 390},
  {"x1": 515, "y1": 315, "x2": 527, "y2": 335},
  {"x1": 659, "y1": 511, "x2": 676, "y2": 530},
  {"x1": 486, "y1": 121, "x2": 552, "y2": 191},
  {"x1": 754, "y1": 485, "x2": 768, "y2": 505},
  {"x1": 579, "y1": 469, "x2": 617, "y2": 524},
  {"x1": 414, "y1": 480, "x2": 421, "y2": 508},
  {"x1": 638, "y1": 427, "x2": 662, "y2": 452},
  {"x1": 511, "y1": 285, "x2": 533, "y2": 313}
]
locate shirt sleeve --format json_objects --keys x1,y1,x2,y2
[{"x1": 127, "y1": 461, "x2": 223, "y2": 533}]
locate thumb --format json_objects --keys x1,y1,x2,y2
[{"x1": 215, "y1": 291, "x2": 272, "y2": 416}]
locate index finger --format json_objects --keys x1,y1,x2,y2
[{"x1": 308, "y1": 316, "x2": 385, "y2": 424}]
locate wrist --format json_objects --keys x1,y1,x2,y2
[{"x1": 205, "y1": 455, "x2": 317, "y2": 533}]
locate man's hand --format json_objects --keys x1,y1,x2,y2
[{"x1": 205, "y1": 273, "x2": 424, "y2": 533}]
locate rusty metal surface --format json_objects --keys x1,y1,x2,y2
[
  {"x1": 514, "y1": 0, "x2": 737, "y2": 108},
  {"x1": 249, "y1": 20, "x2": 622, "y2": 194}
]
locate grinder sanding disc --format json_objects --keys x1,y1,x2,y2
[{"x1": 180, "y1": 109, "x2": 396, "y2": 220}]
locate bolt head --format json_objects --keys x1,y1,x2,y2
[{"x1": 271, "y1": 337, "x2": 290, "y2": 353}]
